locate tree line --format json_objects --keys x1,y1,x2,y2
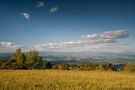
[
  {"x1": 51, "y1": 64, "x2": 135, "y2": 71},
  {"x1": 0, "y1": 48, "x2": 135, "y2": 71},
  {"x1": 0, "y1": 48, "x2": 52, "y2": 69}
]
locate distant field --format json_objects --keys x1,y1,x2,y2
[{"x1": 0, "y1": 70, "x2": 135, "y2": 90}]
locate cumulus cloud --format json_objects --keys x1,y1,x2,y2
[
  {"x1": 81, "y1": 30, "x2": 128, "y2": 40},
  {"x1": 100, "y1": 30, "x2": 129, "y2": 39},
  {"x1": 21, "y1": 12, "x2": 30, "y2": 20},
  {"x1": 0, "y1": 42, "x2": 24, "y2": 48},
  {"x1": 34, "y1": 30, "x2": 129, "y2": 51},
  {"x1": 49, "y1": 6, "x2": 58, "y2": 13},
  {"x1": 36, "y1": 1, "x2": 45, "y2": 8}
]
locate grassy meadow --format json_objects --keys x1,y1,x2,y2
[{"x1": 0, "y1": 70, "x2": 135, "y2": 90}]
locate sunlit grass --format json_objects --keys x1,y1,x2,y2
[{"x1": 0, "y1": 70, "x2": 135, "y2": 90}]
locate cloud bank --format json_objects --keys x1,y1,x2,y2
[
  {"x1": 35, "y1": 30, "x2": 129, "y2": 51},
  {"x1": 0, "y1": 42, "x2": 24, "y2": 48}
]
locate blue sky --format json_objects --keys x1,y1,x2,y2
[{"x1": 0, "y1": 0, "x2": 135, "y2": 52}]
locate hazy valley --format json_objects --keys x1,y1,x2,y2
[{"x1": 1, "y1": 51, "x2": 135, "y2": 64}]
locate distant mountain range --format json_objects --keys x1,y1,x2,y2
[
  {"x1": 0, "y1": 51, "x2": 135, "y2": 64},
  {"x1": 38, "y1": 51, "x2": 135, "y2": 58}
]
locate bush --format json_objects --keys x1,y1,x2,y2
[
  {"x1": 122, "y1": 64, "x2": 135, "y2": 71},
  {"x1": 45, "y1": 61, "x2": 52, "y2": 69}
]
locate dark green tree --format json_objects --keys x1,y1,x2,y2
[{"x1": 45, "y1": 61, "x2": 52, "y2": 69}]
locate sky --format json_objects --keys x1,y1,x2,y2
[{"x1": 0, "y1": 0, "x2": 135, "y2": 53}]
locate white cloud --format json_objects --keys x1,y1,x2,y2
[
  {"x1": 49, "y1": 6, "x2": 58, "y2": 13},
  {"x1": 21, "y1": 12, "x2": 30, "y2": 20},
  {"x1": 100, "y1": 30, "x2": 129, "y2": 39},
  {"x1": 0, "y1": 42, "x2": 24, "y2": 48},
  {"x1": 34, "y1": 30, "x2": 129, "y2": 52},
  {"x1": 81, "y1": 30, "x2": 128, "y2": 40},
  {"x1": 36, "y1": 1, "x2": 45, "y2": 8}
]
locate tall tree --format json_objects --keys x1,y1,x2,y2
[
  {"x1": 11, "y1": 48, "x2": 25, "y2": 65},
  {"x1": 26, "y1": 50, "x2": 43, "y2": 68}
]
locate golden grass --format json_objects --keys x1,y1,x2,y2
[{"x1": 0, "y1": 70, "x2": 135, "y2": 90}]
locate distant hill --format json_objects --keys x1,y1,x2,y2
[
  {"x1": 38, "y1": 51, "x2": 135, "y2": 58},
  {"x1": 0, "y1": 53, "x2": 12, "y2": 59},
  {"x1": 38, "y1": 51, "x2": 135, "y2": 64},
  {"x1": 0, "y1": 51, "x2": 135, "y2": 64}
]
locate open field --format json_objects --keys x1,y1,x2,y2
[{"x1": 0, "y1": 70, "x2": 135, "y2": 90}]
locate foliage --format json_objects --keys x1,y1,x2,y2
[
  {"x1": 26, "y1": 50, "x2": 44, "y2": 69},
  {"x1": 52, "y1": 64, "x2": 114, "y2": 71},
  {"x1": 11, "y1": 48, "x2": 26, "y2": 65},
  {"x1": 0, "y1": 48, "x2": 45, "y2": 69},
  {"x1": 0, "y1": 48, "x2": 135, "y2": 72},
  {"x1": 122, "y1": 64, "x2": 135, "y2": 71},
  {"x1": 44, "y1": 61, "x2": 52, "y2": 69}
]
